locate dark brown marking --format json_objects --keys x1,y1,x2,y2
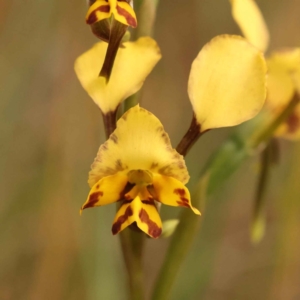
[
  {"x1": 116, "y1": 5, "x2": 137, "y2": 27},
  {"x1": 286, "y1": 113, "x2": 299, "y2": 133},
  {"x1": 176, "y1": 201, "x2": 190, "y2": 208},
  {"x1": 86, "y1": 5, "x2": 110, "y2": 25},
  {"x1": 174, "y1": 188, "x2": 186, "y2": 197},
  {"x1": 96, "y1": 184, "x2": 100, "y2": 189},
  {"x1": 174, "y1": 188, "x2": 190, "y2": 206},
  {"x1": 139, "y1": 209, "x2": 162, "y2": 238},
  {"x1": 150, "y1": 162, "x2": 158, "y2": 169},
  {"x1": 112, "y1": 205, "x2": 133, "y2": 234},
  {"x1": 82, "y1": 191, "x2": 103, "y2": 209},
  {"x1": 115, "y1": 159, "x2": 125, "y2": 171},
  {"x1": 119, "y1": 182, "x2": 135, "y2": 200},
  {"x1": 141, "y1": 200, "x2": 155, "y2": 205}
]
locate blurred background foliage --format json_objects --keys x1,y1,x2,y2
[{"x1": 1, "y1": 0, "x2": 300, "y2": 299}]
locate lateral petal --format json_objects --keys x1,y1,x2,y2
[
  {"x1": 151, "y1": 174, "x2": 200, "y2": 215},
  {"x1": 81, "y1": 173, "x2": 128, "y2": 212}
]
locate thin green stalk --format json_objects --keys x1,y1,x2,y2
[
  {"x1": 133, "y1": 0, "x2": 159, "y2": 39},
  {"x1": 251, "y1": 139, "x2": 274, "y2": 243},
  {"x1": 119, "y1": 230, "x2": 145, "y2": 300}
]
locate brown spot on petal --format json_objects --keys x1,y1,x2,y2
[
  {"x1": 176, "y1": 201, "x2": 190, "y2": 208},
  {"x1": 141, "y1": 200, "x2": 155, "y2": 206},
  {"x1": 119, "y1": 182, "x2": 135, "y2": 200},
  {"x1": 112, "y1": 205, "x2": 133, "y2": 234},
  {"x1": 116, "y1": 5, "x2": 137, "y2": 27},
  {"x1": 86, "y1": 5, "x2": 110, "y2": 25},
  {"x1": 139, "y1": 209, "x2": 162, "y2": 238},
  {"x1": 150, "y1": 162, "x2": 158, "y2": 170},
  {"x1": 82, "y1": 191, "x2": 103, "y2": 209},
  {"x1": 287, "y1": 113, "x2": 300, "y2": 133},
  {"x1": 110, "y1": 133, "x2": 118, "y2": 144},
  {"x1": 174, "y1": 188, "x2": 190, "y2": 208}
]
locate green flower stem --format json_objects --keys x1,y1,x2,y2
[
  {"x1": 152, "y1": 93, "x2": 300, "y2": 299},
  {"x1": 251, "y1": 139, "x2": 275, "y2": 243},
  {"x1": 133, "y1": 0, "x2": 159, "y2": 39},
  {"x1": 119, "y1": 230, "x2": 145, "y2": 300}
]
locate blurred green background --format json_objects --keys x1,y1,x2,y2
[{"x1": 1, "y1": 0, "x2": 300, "y2": 299}]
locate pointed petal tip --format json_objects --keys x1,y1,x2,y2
[{"x1": 191, "y1": 207, "x2": 201, "y2": 215}]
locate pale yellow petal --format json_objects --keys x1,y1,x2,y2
[
  {"x1": 74, "y1": 37, "x2": 161, "y2": 114},
  {"x1": 88, "y1": 105, "x2": 189, "y2": 187},
  {"x1": 151, "y1": 174, "x2": 200, "y2": 215},
  {"x1": 81, "y1": 173, "x2": 128, "y2": 212},
  {"x1": 266, "y1": 49, "x2": 300, "y2": 109},
  {"x1": 230, "y1": 0, "x2": 269, "y2": 52},
  {"x1": 268, "y1": 48, "x2": 300, "y2": 71},
  {"x1": 188, "y1": 35, "x2": 267, "y2": 132}
]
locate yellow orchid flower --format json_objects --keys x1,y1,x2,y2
[
  {"x1": 74, "y1": 37, "x2": 161, "y2": 114},
  {"x1": 230, "y1": 0, "x2": 300, "y2": 140},
  {"x1": 188, "y1": 34, "x2": 267, "y2": 132},
  {"x1": 86, "y1": 0, "x2": 137, "y2": 28},
  {"x1": 80, "y1": 105, "x2": 200, "y2": 238}
]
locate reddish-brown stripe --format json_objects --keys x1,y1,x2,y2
[
  {"x1": 116, "y1": 5, "x2": 137, "y2": 27},
  {"x1": 86, "y1": 5, "x2": 110, "y2": 24},
  {"x1": 139, "y1": 209, "x2": 162, "y2": 238},
  {"x1": 112, "y1": 205, "x2": 133, "y2": 234},
  {"x1": 141, "y1": 200, "x2": 155, "y2": 206},
  {"x1": 82, "y1": 191, "x2": 103, "y2": 209},
  {"x1": 286, "y1": 112, "x2": 300, "y2": 133},
  {"x1": 176, "y1": 201, "x2": 190, "y2": 208},
  {"x1": 174, "y1": 188, "x2": 190, "y2": 207}
]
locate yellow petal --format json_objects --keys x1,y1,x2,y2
[
  {"x1": 151, "y1": 174, "x2": 200, "y2": 215},
  {"x1": 112, "y1": 196, "x2": 162, "y2": 238},
  {"x1": 113, "y1": 1, "x2": 137, "y2": 28},
  {"x1": 230, "y1": 0, "x2": 269, "y2": 52},
  {"x1": 188, "y1": 35, "x2": 267, "y2": 131},
  {"x1": 266, "y1": 49, "x2": 300, "y2": 110},
  {"x1": 86, "y1": 0, "x2": 111, "y2": 25},
  {"x1": 81, "y1": 173, "x2": 128, "y2": 212},
  {"x1": 74, "y1": 37, "x2": 161, "y2": 114},
  {"x1": 112, "y1": 200, "x2": 136, "y2": 235},
  {"x1": 88, "y1": 105, "x2": 189, "y2": 187}
]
